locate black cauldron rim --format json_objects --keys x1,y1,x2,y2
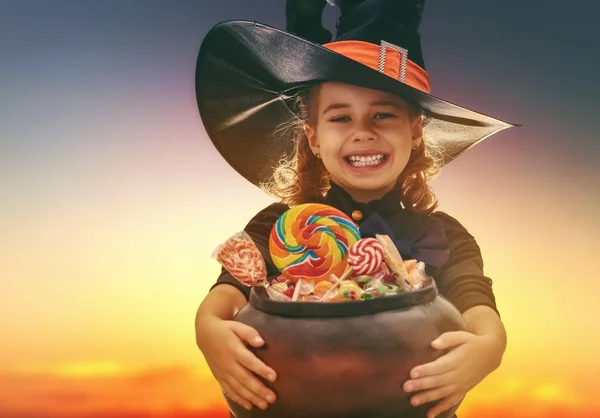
[{"x1": 249, "y1": 277, "x2": 438, "y2": 318}]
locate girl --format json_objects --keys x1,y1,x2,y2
[{"x1": 195, "y1": 1, "x2": 513, "y2": 417}]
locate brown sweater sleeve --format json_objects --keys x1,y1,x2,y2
[
  {"x1": 432, "y1": 211, "x2": 500, "y2": 317},
  {"x1": 210, "y1": 202, "x2": 289, "y2": 300}
]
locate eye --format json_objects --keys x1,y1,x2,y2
[
  {"x1": 374, "y1": 113, "x2": 395, "y2": 120},
  {"x1": 330, "y1": 115, "x2": 350, "y2": 123}
]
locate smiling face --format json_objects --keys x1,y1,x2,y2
[{"x1": 305, "y1": 82, "x2": 423, "y2": 203}]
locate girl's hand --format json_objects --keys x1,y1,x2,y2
[
  {"x1": 403, "y1": 331, "x2": 503, "y2": 418},
  {"x1": 197, "y1": 317, "x2": 277, "y2": 411}
]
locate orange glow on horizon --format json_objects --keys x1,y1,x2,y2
[{"x1": 1, "y1": 362, "x2": 599, "y2": 418}]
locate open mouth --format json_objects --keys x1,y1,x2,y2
[{"x1": 344, "y1": 154, "x2": 389, "y2": 167}]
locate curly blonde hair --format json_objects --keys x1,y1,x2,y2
[{"x1": 260, "y1": 85, "x2": 444, "y2": 215}]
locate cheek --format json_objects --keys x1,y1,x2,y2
[
  {"x1": 391, "y1": 129, "x2": 413, "y2": 151},
  {"x1": 388, "y1": 133, "x2": 413, "y2": 165},
  {"x1": 316, "y1": 127, "x2": 344, "y2": 156}
]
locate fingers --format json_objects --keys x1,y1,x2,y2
[
  {"x1": 230, "y1": 322, "x2": 265, "y2": 348},
  {"x1": 431, "y1": 331, "x2": 472, "y2": 350},
  {"x1": 404, "y1": 371, "x2": 454, "y2": 393},
  {"x1": 410, "y1": 350, "x2": 458, "y2": 379},
  {"x1": 426, "y1": 394, "x2": 464, "y2": 418},
  {"x1": 409, "y1": 384, "x2": 455, "y2": 407},
  {"x1": 237, "y1": 346, "x2": 277, "y2": 383},
  {"x1": 221, "y1": 380, "x2": 253, "y2": 411},
  {"x1": 216, "y1": 323, "x2": 277, "y2": 410},
  {"x1": 231, "y1": 361, "x2": 276, "y2": 407},
  {"x1": 225, "y1": 371, "x2": 271, "y2": 411}
]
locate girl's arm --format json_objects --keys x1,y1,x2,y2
[
  {"x1": 463, "y1": 305, "x2": 507, "y2": 350},
  {"x1": 194, "y1": 203, "x2": 289, "y2": 411},
  {"x1": 195, "y1": 283, "x2": 278, "y2": 411},
  {"x1": 403, "y1": 212, "x2": 507, "y2": 418},
  {"x1": 195, "y1": 284, "x2": 247, "y2": 336},
  {"x1": 431, "y1": 211, "x2": 499, "y2": 316}
]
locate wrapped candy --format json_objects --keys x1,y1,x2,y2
[
  {"x1": 353, "y1": 275, "x2": 373, "y2": 288},
  {"x1": 297, "y1": 280, "x2": 316, "y2": 296},
  {"x1": 375, "y1": 234, "x2": 421, "y2": 292},
  {"x1": 338, "y1": 281, "x2": 364, "y2": 301},
  {"x1": 368, "y1": 263, "x2": 392, "y2": 283},
  {"x1": 408, "y1": 261, "x2": 428, "y2": 290},
  {"x1": 273, "y1": 275, "x2": 288, "y2": 283},
  {"x1": 313, "y1": 280, "x2": 335, "y2": 298},
  {"x1": 266, "y1": 286, "x2": 292, "y2": 301},
  {"x1": 404, "y1": 259, "x2": 417, "y2": 275},
  {"x1": 270, "y1": 282, "x2": 288, "y2": 293},
  {"x1": 213, "y1": 231, "x2": 267, "y2": 286},
  {"x1": 363, "y1": 277, "x2": 403, "y2": 298},
  {"x1": 299, "y1": 295, "x2": 321, "y2": 302}
]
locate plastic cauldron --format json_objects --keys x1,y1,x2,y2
[{"x1": 226, "y1": 277, "x2": 467, "y2": 418}]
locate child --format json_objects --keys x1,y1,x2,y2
[{"x1": 195, "y1": 1, "x2": 512, "y2": 417}]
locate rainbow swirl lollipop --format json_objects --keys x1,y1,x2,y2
[{"x1": 269, "y1": 203, "x2": 361, "y2": 284}]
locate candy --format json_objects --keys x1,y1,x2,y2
[
  {"x1": 269, "y1": 203, "x2": 361, "y2": 284},
  {"x1": 291, "y1": 280, "x2": 303, "y2": 301},
  {"x1": 372, "y1": 263, "x2": 393, "y2": 283},
  {"x1": 270, "y1": 282, "x2": 288, "y2": 293},
  {"x1": 313, "y1": 280, "x2": 335, "y2": 298},
  {"x1": 317, "y1": 270, "x2": 349, "y2": 302},
  {"x1": 211, "y1": 228, "x2": 430, "y2": 304},
  {"x1": 348, "y1": 238, "x2": 385, "y2": 275},
  {"x1": 266, "y1": 285, "x2": 292, "y2": 301},
  {"x1": 213, "y1": 231, "x2": 267, "y2": 286},
  {"x1": 404, "y1": 259, "x2": 417, "y2": 274},
  {"x1": 375, "y1": 234, "x2": 411, "y2": 292},
  {"x1": 363, "y1": 277, "x2": 403, "y2": 298},
  {"x1": 408, "y1": 261, "x2": 428, "y2": 290},
  {"x1": 354, "y1": 275, "x2": 373, "y2": 288},
  {"x1": 338, "y1": 281, "x2": 364, "y2": 301},
  {"x1": 274, "y1": 275, "x2": 288, "y2": 283},
  {"x1": 297, "y1": 280, "x2": 316, "y2": 296},
  {"x1": 299, "y1": 295, "x2": 321, "y2": 302},
  {"x1": 283, "y1": 285, "x2": 296, "y2": 298}
]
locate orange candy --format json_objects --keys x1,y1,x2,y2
[
  {"x1": 313, "y1": 280, "x2": 335, "y2": 298},
  {"x1": 404, "y1": 259, "x2": 417, "y2": 274}
]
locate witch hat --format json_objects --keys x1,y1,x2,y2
[{"x1": 195, "y1": 0, "x2": 516, "y2": 188}]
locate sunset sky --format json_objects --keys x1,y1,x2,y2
[{"x1": 1, "y1": 1, "x2": 599, "y2": 417}]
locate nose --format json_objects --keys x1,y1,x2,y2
[{"x1": 352, "y1": 118, "x2": 377, "y2": 142}]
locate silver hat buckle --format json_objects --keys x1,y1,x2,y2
[{"x1": 378, "y1": 40, "x2": 408, "y2": 83}]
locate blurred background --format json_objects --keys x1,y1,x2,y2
[{"x1": 1, "y1": 1, "x2": 599, "y2": 417}]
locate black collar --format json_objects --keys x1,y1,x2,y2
[{"x1": 320, "y1": 181, "x2": 403, "y2": 222}]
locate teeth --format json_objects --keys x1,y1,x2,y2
[
  {"x1": 347, "y1": 154, "x2": 385, "y2": 167},
  {"x1": 348, "y1": 154, "x2": 384, "y2": 161}
]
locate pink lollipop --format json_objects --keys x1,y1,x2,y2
[{"x1": 348, "y1": 238, "x2": 384, "y2": 275}]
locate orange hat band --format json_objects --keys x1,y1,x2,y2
[{"x1": 322, "y1": 40, "x2": 431, "y2": 94}]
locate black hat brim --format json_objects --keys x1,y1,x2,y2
[{"x1": 195, "y1": 20, "x2": 516, "y2": 187}]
